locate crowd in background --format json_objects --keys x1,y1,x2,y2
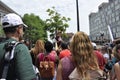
[
  {"x1": 1, "y1": 13, "x2": 120, "y2": 80},
  {"x1": 26, "y1": 31, "x2": 120, "y2": 80}
]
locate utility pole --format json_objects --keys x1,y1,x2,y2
[{"x1": 76, "y1": 0, "x2": 80, "y2": 32}]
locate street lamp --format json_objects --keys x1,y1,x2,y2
[{"x1": 76, "y1": 0, "x2": 80, "y2": 32}]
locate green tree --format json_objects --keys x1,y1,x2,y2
[
  {"x1": 0, "y1": 23, "x2": 4, "y2": 37},
  {"x1": 45, "y1": 7, "x2": 71, "y2": 39},
  {"x1": 22, "y1": 13, "x2": 47, "y2": 43}
]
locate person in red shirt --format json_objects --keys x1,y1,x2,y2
[
  {"x1": 94, "y1": 50, "x2": 106, "y2": 70},
  {"x1": 37, "y1": 41, "x2": 58, "y2": 80},
  {"x1": 92, "y1": 42, "x2": 106, "y2": 70},
  {"x1": 59, "y1": 42, "x2": 71, "y2": 59}
]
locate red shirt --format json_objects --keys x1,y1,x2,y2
[
  {"x1": 59, "y1": 49, "x2": 71, "y2": 59},
  {"x1": 94, "y1": 50, "x2": 106, "y2": 70}
]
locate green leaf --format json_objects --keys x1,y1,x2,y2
[{"x1": 44, "y1": 6, "x2": 71, "y2": 40}]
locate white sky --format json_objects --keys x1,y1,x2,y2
[{"x1": 1, "y1": 0, "x2": 108, "y2": 35}]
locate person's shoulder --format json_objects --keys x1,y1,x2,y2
[
  {"x1": 38, "y1": 53, "x2": 44, "y2": 56},
  {"x1": 113, "y1": 62, "x2": 120, "y2": 75},
  {"x1": 37, "y1": 53, "x2": 44, "y2": 59},
  {"x1": 0, "y1": 41, "x2": 18, "y2": 50},
  {"x1": 113, "y1": 62, "x2": 120, "y2": 72},
  {"x1": 61, "y1": 56, "x2": 71, "y2": 62},
  {"x1": 94, "y1": 50, "x2": 102, "y2": 54},
  {"x1": 14, "y1": 42, "x2": 30, "y2": 54},
  {"x1": 0, "y1": 42, "x2": 5, "y2": 48},
  {"x1": 95, "y1": 50, "x2": 104, "y2": 57},
  {"x1": 16, "y1": 42, "x2": 28, "y2": 49},
  {"x1": 114, "y1": 62, "x2": 120, "y2": 67},
  {"x1": 61, "y1": 56, "x2": 68, "y2": 60},
  {"x1": 60, "y1": 49, "x2": 69, "y2": 54},
  {"x1": 50, "y1": 50, "x2": 56, "y2": 56}
]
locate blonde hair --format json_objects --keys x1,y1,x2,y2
[
  {"x1": 31, "y1": 39, "x2": 45, "y2": 55},
  {"x1": 70, "y1": 32, "x2": 99, "y2": 79}
]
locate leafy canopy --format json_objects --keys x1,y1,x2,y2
[
  {"x1": 45, "y1": 7, "x2": 71, "y2": 39},
  {"x1": 22, "y1": 13, "x2": 47, "y2": 43}
]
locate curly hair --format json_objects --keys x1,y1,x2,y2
[{"x1": 70, "y1": 31, "x2": 99, "y2": 79}]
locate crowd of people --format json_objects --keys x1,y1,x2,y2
[{"x1": 0, "y1": 13, "x2": 120, "y2": 80}]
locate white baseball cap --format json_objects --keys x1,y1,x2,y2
[
  {"x1": 2, "y1": 13, "x2": 28, "y2": 28},
  {"x1": 92, "y1": 42, "x2": 97, "y2": 50}
]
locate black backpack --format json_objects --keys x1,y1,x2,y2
[{"x1": 0, "y1": 41, "x2": 20, "y2": 80}]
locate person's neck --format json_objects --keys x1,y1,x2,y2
[
  {"x1": 6, "y1": 34, "x2": 19, "y2": 41},
  {"x1": 11, "y1": 36, "x2": 19, "y2": 41},
  {"x1": 45, "y1": 51, "x2": 50, "y2": 55}
]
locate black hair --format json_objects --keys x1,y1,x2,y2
[
  {"x1": 2, "y1": 22, "x2": 19, "y2": 34},
  {"x1": 61, "y1": 42, "x2": 68, "y2": 50},
  {"x1": 45, "y1": 41, "x2": 53, "y2": 53},
  {"x1": 3, "y1": 26, "x2": 18, "y2": 34}
]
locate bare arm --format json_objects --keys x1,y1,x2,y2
[
  {"x1": 114, "y1": 63, "x2": 120, "y2": 80},
  {"x1": 56, "y1": 60, "x2": 62, "y2": 80}
]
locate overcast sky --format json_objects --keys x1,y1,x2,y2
[{"x1": 1, "y1": 0, "x2": 108, "y2": 35}]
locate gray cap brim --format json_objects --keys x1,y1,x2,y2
[{"x1": 23, "y1": 24, "x2": 28, "y2": 28}]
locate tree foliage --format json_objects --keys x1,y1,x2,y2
[
  {"x1": 22, "y1": 13, "x2": 47, "y2": 43},
  {"x1": 45, "y1": 7, "x2": 71, "y2": 39},
  {"x1": 0, "y1": 23, "x2": 4, "y2": 37}
]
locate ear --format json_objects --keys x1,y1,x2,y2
[
  {"x1": 16, "y1": 27, "x2": 21, "y2": 34},
  {"x1": 117, "y1": 49, "x2": 120, "y2": 53}
]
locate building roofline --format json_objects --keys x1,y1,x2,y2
[
  {"x1": 89, "y1": 12, "x2": 97, "y2": 18},
  {"x1": 98, "y1": 2, "x2": 108, "y2": 11},
  {"x1": 0, "y1": 1, "x2": 17, "y2": 14}
]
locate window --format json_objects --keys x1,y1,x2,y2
[
  {"x1": 111, "y1": 3, "x2": 114, "y2": 8},
  {"x1": 115, "y1": 4, "x2": 120, "y2": 10},
  {"x1": 116, "y1": 16, "x2": 119, "y2": 21},
  {"x1": 116, "y1": 32, "x2": 120, "y2": 37},
  {"x1": 115, "y1": 0, "x2": 118, "y2": 5},
  {"x1": 108, "y1": 5, "x2": 111, "y2": 10},
  {"x1": 112, "y1": 13, "x2": 115, "y2": 18},
  {"x1": 115, "y1": 11, "x2": 119, "y2": 16},
  {"x1": 117, "y1": 27, "x2": 120, "y2": 32},
  {"x1": 112, "y1": 28, "x2": 116, "y2": 33}
]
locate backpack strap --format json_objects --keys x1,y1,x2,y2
[
  {"x1": 0, "y1": 41, "x2": 21, "y2": 79},
  {"x1": 5, "y1": 41, "x2": 20, "y2": 60}
]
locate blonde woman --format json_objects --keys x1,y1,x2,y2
[
  {"x1": 30, "y1": 39, "x2": 45, "y2": 66},
  {"x1": 56, "y1": 31, "x2": 103, "y2": 80}
]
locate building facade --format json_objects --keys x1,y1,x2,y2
[
  {"x1": 0, "y1": 1, "x2": 17, "y2": 38},
  {"x1": 0, "y1": 1, "x2": 16, "y2": 22},
  {"x1": 89, "y1": 0, "x2": 120, "y2": 43}
]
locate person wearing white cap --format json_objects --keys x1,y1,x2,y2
[
  {"x1": 0, "y1": 13, "x2": 36, "y2": 80},
  {"x1": 92, "y1": 42, "x2": 106, "y2": 70}
]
